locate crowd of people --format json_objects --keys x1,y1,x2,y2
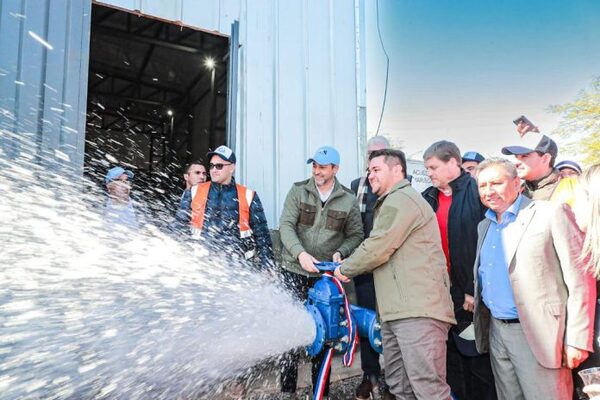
[{"x1": 102, "y1": 121, "x2": 600, "y2": 400}]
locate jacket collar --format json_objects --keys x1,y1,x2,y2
[
  {"x1": 424, "y1": 168, "x2": 471, "y2": 201},
  {"x1": 376, "y1": 179, "x2": 410, "y2": 206},
  {"x1": 449, "y1": 169, "x2": 473, "y2": 191},
  {"x1": 484, "y1": 193, "x2": 526, "y2": 223},
  {"x1": 304, "y1": 177, "x2": 344, "y2": 201},
  {"x1": 211, "y1": 177, "x2": 237, "y2": 190},
  {"x1": 524, "y1": 168, "x2": 560, "y2": 192},
  {"x1": 424, "y1": 169, "x2": 471, "y2": 200}
]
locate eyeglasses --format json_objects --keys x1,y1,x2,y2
[{"x1": 209, "y1": 163, "x2": 232, "y2": 170}]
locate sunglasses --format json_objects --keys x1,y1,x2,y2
[{"x1": 209, "y1": 163, "x2": 232, "y2": 170}]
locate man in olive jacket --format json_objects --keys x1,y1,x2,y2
[
  {"x1": 278, "y1": 145, "x2": 363, "y2": 399},
  {"x1": 335, "y1": 149, "x2": 456, "y2": 400}
]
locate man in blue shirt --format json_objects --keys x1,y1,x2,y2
[{"x1": 473, "y1": 157, "x2": 596, "y2": 399}]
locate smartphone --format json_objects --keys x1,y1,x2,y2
[{"x1": 513, "y1": 115, "x2": 535, "y2": 127}]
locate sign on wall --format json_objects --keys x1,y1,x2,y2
[{"x1": 407, "y1": 159, "x2": 432, "y2": 193}]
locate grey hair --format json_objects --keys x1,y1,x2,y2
[
  {"x1": 476, "y1": 157, "x2": 518, "y2": 179},
  {"x1": 367, "y1": 135, "x2": 390, "y2": 148}
]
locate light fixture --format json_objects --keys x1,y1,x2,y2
[
  {"x1": 204, "y1": 57, "x2": 216, "y2": 70},
  {"x1": 167, "y1": 109, "x2": 173, "y2": 116}
]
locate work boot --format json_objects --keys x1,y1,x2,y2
[
  {"x1": 355, "y1": 378, "x2": 374, "y2": 400},
  {"x1": 381, "y1": 387, "x2": 395, "y2": 400},
  {"x1": 378, "y1": 376, "x2": 395, "y2": 400}
]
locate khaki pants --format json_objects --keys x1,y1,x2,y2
[{"x1": 381, "y1": 317, "x2": 451, "y2": 400}]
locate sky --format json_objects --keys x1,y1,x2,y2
[{"x1": 365, "y1": 0, "x2": 600, "y2": 161}]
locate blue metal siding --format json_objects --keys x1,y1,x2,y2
[{"x1": 0, "y1": 0, "x2": 91, "y2": 170}]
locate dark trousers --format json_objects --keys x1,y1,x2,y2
[
  {"x1": 447, "y1": 333, "x2": 497, "y2": 400},
  {"x1": 279, "y1": 270, "x2": 331, "y2": 396},
  {"x1": 354, "y1": 273, "x2": 382, "y2": 380}
]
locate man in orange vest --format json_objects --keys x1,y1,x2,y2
[{"x1": 175, "y1": 145, "x2": 274, "y2": 269}]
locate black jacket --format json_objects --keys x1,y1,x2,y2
[
  {"x1": 422, "y1": 170, "x2": 486, "y2": 321},
  {"x1": 175, "y1": 178, "x2": 274, "y2": 269}
]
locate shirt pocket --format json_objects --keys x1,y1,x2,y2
[
  {"x1": 325, "y1": 209, "x2": 348, "y2": 231},
  {"x1": 299, "y1": 202, "x2": 317, "y2": 226}
]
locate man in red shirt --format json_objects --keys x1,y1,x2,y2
[{"x1": 422, "y1": 140, "x2": 496, "y2": 400}]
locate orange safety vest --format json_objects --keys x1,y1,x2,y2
[{"x1": 190, "y1": 181, "x2": 255, "y2": 240}]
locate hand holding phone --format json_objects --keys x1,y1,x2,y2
[{"x1": 513, "y1": 115, "x2": 539, "y2": 137}]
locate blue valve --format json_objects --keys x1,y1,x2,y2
[
  {"x1": 304, "y1": 262, "x2": 383, "y2": 357},
  {"x1": 313, "y1": 261, "x2": 340, "y2": 272}
]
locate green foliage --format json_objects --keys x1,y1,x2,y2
[{"x1": 548, "y1": 77, "x2": 600, "y2": 166}]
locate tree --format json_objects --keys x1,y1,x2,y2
[{"x1": 548, "y1": 77, "x2": 600, "y2": 166}]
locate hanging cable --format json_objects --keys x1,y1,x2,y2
[{"x1": 375, "y1": 0, "x2": 390, "y2": 136}]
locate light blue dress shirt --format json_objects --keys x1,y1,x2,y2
[
  {"x1": 478, "y1": 194, "x2": 524, "y2": 319},
  {"x1": 104, "y1": 198, "x2": 139, "y2": 230}
]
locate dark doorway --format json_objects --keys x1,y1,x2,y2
[{"x1": 84, "y1": 3, "x2": 229, "y2": 203}]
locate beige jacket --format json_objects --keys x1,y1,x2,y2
[
  {"x1": 473, "y1": 197, "x2": 596, "y2": 368},
  {"x1": 340, "y1": 179, "x2": 456, "y2": 325}
]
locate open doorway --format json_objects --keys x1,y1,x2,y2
[{"x1": 84, "y1": 3, "x2": 229, "y2": 205}]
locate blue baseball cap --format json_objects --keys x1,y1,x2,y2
[
  {"x1": 306, "y1": 146, "x2": 340, "y2": 166},
  {"x1": 462, "y1": 151, "x2": 485, "y2": 163},
  {"x1": 105, "y1": 166, "x2": 134, "y2": 184}
]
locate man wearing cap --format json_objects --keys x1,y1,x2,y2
[
  {"x1": 473, "y1": 157, "x2": 595, "y2": 399},
  {"x1": 422, "y1": 141, "x2": 495, "y2": 400},
  {"x1": 501, "y1": 132, "x2": 562, "y2": 201},
  {"x1": 278, "y1": 145, "x2": 363, "y2": 400},
  {"x1": 104, "y1": 166, "x2": 139, "y2": 229},
  {"x1": 350, "y1": 136, "x2": 394, "y2": 400},
  {"x1": 462, "y1": 151, "x2": 485, "y2": 177},
  {"x1": 556, "y1": 160, "x2": 583, "y2": 178},
  {"x1": 335, "y1": 148, "x2": 455, "y2": 400},
  {"x1": 175, "y1": 145, "x2": 274, "y2": 268}
]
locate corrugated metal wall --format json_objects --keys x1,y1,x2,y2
[
  {"x1": 237, "y1": 0, "x2": 364, "y2": 227},
  {"x1": 0, "y1": 0, "x2": 366, "y2": 226},
  {"x1": 0, "y1": 0, "x2": 91, "y2": 171}
]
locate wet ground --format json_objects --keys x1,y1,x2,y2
[{"x1": 210, "y1": 353, "x2": 382, "y2": 400}]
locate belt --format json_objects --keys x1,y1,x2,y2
[{"x1": 496, "y1": 318, "x2": 520, "y2": 324}]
